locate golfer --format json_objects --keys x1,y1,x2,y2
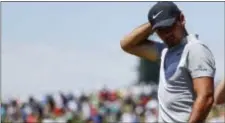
[{"x1": 120, "y1": 2, "x2": 216, "y2": 123}]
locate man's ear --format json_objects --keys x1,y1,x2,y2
[{"x1": 179, "y1": 13, "x2": 186, "y2": 26}]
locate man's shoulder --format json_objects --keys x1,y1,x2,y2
[
  {"x1": 185, "y1": 36, "x2": 211, "y2": 53},
  {"x1": 183, "y1": 35, "x2": 215, "y2": 64},
  {"x1": 185, "y1": 36, "x2": 215, "y2": 66},
  {"x1": 187, "y1": 42, "x2": 207, "y2": 50},
  {"x1": 186, "y1": 42, "x2": 215, "y2": 64}
]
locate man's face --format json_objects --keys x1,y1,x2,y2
[{"x1": 155, "y1": 14, "x2": 185, "y2": 47}]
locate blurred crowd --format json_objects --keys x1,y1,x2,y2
[
  {"x1": 1, "y1": 85, "x2": 159, "y2": 123},
  {"x1": 1, "y1": 84, "x2": 224, "y2": 123}
]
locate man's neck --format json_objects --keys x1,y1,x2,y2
[{"x1": 183, "y1": 29, "x2": 188, "y2": 37}]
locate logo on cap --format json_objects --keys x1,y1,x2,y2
[{"x1": 152, "y1": 10, "x2": 163, "y2": 19}]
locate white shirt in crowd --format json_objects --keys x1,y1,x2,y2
[{"x1": 121, "y1": 112, "x2": 136, "y2": 122}]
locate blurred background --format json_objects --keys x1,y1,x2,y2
[{"x1": 1, "y1": 2, "x2": 224, "y2": 123}]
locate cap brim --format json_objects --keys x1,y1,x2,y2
[{"x1": 152, "y1": 18, "x2": 176, "y2": 30}]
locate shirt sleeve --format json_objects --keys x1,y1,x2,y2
[{"x1": 187, "y1": 43, "x2": 216, "y2": 79}]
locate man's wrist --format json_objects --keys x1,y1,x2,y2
[{"x1": 147, "y1": 22, "x2": 154, "y2": 35}]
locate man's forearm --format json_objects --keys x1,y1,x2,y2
[
  {"x1": 214, "y1": 80, "x2": 225, "y2": 105},
  {"x1": 120, "y1": 22, "x2": 153, "y2": 47},
  {"x1": 188, "y1": 96, "x2": 214, "y2": 123}
]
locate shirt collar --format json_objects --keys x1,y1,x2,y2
[{"x1": 168, "y1": 34, "x2": 198, "y2": 52}]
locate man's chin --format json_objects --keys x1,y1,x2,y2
[{"x1": 164, "y1": 42, "x2": 176, "y2": 48}]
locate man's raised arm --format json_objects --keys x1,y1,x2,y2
[{"x1": 120, "y1": 22, "x2": 163, "y2": 61}]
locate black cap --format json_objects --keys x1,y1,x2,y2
[{"x1": 148, "y1": 2, "x2": 181, "y2": 30}]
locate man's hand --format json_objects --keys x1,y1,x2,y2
[
  {"x1": 188, "y1": 77, "x2": 214, "y2": 123},
  {"x1": 120, "y1": 22, "x2": 160, "y2": 61}
]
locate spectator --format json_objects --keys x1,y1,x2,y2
[{"x1": 1, "y1": 84, "x2": 224, "y2": 123}]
